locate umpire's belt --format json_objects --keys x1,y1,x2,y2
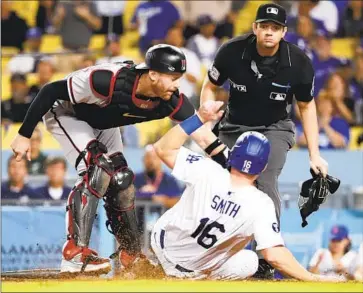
[{"x1": 160, "y1": 229, "x2": 194, "y2": 273}]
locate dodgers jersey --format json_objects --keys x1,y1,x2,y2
[{"x1": 153, "y1": 147, "x2": 284, "y2": 271}]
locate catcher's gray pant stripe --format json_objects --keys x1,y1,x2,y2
[{"x1": 43, "y1": 101, "x2": 123, "y2": 173}]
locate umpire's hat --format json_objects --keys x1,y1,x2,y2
[{"x1": 255, "y1": 3, "x2": 287, "y2": 27}]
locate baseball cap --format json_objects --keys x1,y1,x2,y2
[
  {"x1": 255, "y1": 3, "x2": 287, "y2": 27},
  {"x1": 26, "y1": 27, "x2": 42, "y2": 39},
  {"x1": 330, "y1": 225, "x2": 349, "y2": 241},
  {"x1": 197, "y1": 15, "x2": 214, "y2": 27}
]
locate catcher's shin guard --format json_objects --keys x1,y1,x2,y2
[
  {"x1": 65, "y1": 140, "x2": 114, "y2": 252},
  {"x1": 104, "y1": 152, "x2": 141, "y2": 262}
]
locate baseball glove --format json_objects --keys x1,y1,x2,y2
[{"x1": 298, "y1": 169, "x2": 340, "y2": 228}]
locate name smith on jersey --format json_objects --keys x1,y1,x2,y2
[{"x1": 211, "y1": 195, "x2": 241, "y2": 218}]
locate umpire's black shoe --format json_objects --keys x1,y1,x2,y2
[{"x1": 252, "y1": 259, "x2": 275, "y2": 279}]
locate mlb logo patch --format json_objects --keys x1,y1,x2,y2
[
  {"x1": 270, "y1": 92, "x2": 286, "y2": 101},
  {"x1": 267, "y1": 7, "x2": 278, "y2": 15}
]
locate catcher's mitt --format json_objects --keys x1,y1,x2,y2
[{"x1": 298, "y1": 169, "x2": 340, "y2": 228}]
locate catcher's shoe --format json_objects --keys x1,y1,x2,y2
[
  {"x1": 60, "y1": 239, "x2": 111, "y2": 275},
  {"x1": 119, "y1": 250, "x2": 147, "y2": 268}
]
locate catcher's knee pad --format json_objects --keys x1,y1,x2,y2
[
  {"x1": 76, "y1": 140, "x2": 115, "y2": 198},
  {"x1": 106, "y1": 151, "x2": 135, "y2": 210},
  {"x1": 103, "y1": 152, "x2": 140, "y2": 255}
]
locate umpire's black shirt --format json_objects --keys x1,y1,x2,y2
[{"x1": 208, "y1": 33, "x2": 315, "y2": 127}]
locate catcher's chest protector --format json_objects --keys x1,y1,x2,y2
[{"x1": 73, "y1": 63, "x2": 174, "y2": 129}]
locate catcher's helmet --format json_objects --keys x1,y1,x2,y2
[
  {"x1": 135, "y1": 44, "x2": 186, "y2": 74},
  {"x1": 227, "y1": 131, "x2": 270, "y2": 175}
]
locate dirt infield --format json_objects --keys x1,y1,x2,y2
[
  {"x1": 2, "y1": 278, "x2": 363, "y2": 292},
  {"x1": 2, "y1": 265, "x2": 363, "y2": 293}
]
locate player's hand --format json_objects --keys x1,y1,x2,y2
[
  {"x1": 197, "y1": 101, "x2": 224, "y2": 123},
  {"x1": 10, "y1": 134, "x2": 31, "y2": 162},
  {"x1": 310, "y1": 155, "x2": 328, "y2": 177}
]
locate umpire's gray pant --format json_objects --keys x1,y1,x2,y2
[{"x1": 218, "y1": 119, "x2": 296, "y2": 221}]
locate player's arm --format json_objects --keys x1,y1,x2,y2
[
  {"x1": 200, "y1": 42, "x2": 230, "y2": 104},
  {"x1": 260, "y1": 246, "x2": 342, "y2": 282},
  {"x1": 294, "y1": 56, "x2": 328, "y2": 177},
  {"x1": 254, "y1": 199, "x2": 342, "y2": 282},
  {"x1": 168, "y1": 93, "x2": 228, "y2": 167},
  {"x1": 11, "y1": 80, "x2": 70, "y2": 161},
  {"x1": 154, "y1": 101, "x2": 224, "y2": 169}
]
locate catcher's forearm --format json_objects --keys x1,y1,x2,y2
[{"x1": 297, "y1": 100, "x2": 320, "y2": 158}]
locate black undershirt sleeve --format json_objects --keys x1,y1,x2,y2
[{"x1": 18, "y1": 80, "x2": 70, "y2": 138}]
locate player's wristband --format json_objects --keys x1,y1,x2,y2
[
  {"x1": 205, "y1": 138, "x2": 223, "y2": 155},
  {"x1": 179, "y1": 114, "x2": 204, "y2": 135}
]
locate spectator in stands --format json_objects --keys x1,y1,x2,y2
[
  {"x1": 7, "y1": 27, "x2": 45, "y2": 75},
  {"x1": 28, "y1": 57, "x2": 55, "y2": 99},
  {"x1": 79, "y1": 55, "x2": 96, "y2": 69},
  {"x1": 52, "y1": 0, "x2": 101, "y2": 72},
  {"x1": 284, "y1": 16, "x2": 316, "y2": 60},
  {"x1": 1, "y1": 1, "x2": 28, "y2": 51},
  {"x1": 130, "y1": 0, "x2": 182, "y2": 54},
  {"x1": 177, "y1": 1, "x2": 232, "y2": 40},
  {"x1": 354, "y1": 243, "x2": 363, "y2": 281},
  {"x1": 1, "y1": 156, "x2": 36, "y2": 201},
  {"x1": 120, "y1": 125, "x2": 139, "y2": 148},
  {"x1": 187, "y1": 15, "x2": 220, "y2": 69},
  {"x1": 341, "y1": 0, "x2": 363, "y2": 38},
  {"x1": 27, "y1": 127, "x2": 47, "y2": 175},
  {"x1": 349, "y1": 54, "x2": 363, "y2": 125},
  {"x1": 165, "y1": 26, "x2": 202, "y2": 107},
  {"x1": 34, "y1": 156, "x2": 71, "y2": 201},
  {"x1": 134, "y1": 145, "x2": 182, "y2": 208},
  {"x1": 94, "y1": 1, "x2": 125, "y2": 36},
  {"x1": 308, "y1": 225, "x2": 357, "y2": 280},
  {"x1": 96, "y1": 33, "x2": 130, "y2": 65},
  {"x1": 310, "y1": 27, "x2": 350, "y2": 97},
  {"x1": 326, "y1": 74, "x2": 355, "y2": 125},
  {"x1": 134, "y1": 145, "x2": 183, "y2": 234},
  {"x1": 1, "y1": 74, "x2": 33, "y2": 125},
  {"x1": 296, "y1": 91, "x2": 350, "y2": 150},
  {"x1": 36, "y1": 0, "x2": 56, "y2": 34},
  {"x1": 290, "y1": 0, "x2": 339, "y2": 35}
]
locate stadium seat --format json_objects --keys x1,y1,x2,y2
[
  {"x1": 350, "y1": 126, "x2": 363, "y2": 150},
  {"x1": 135, "y1": 118, "x2": 172, "y2": 147},
  {"x1": 331, "y1": 38, "x2": 358, "y2": 59},
  {"x1": 1, "y1": 123, "x2": 61, "y2": 150},
  {"x1": 40, "y1": 35, "x2": 62, "y2": 53},
  {"x1": 11, "y1": 1, "x2": 38, "y2": 27}
]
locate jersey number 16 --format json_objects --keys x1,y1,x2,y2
[{"x1": 191, "y1": 217, "x2": 225, "y2": 249}]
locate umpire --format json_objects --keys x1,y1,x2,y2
[{"x1": 200, "y1": 3, "x2": 328, "y2": 278}]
